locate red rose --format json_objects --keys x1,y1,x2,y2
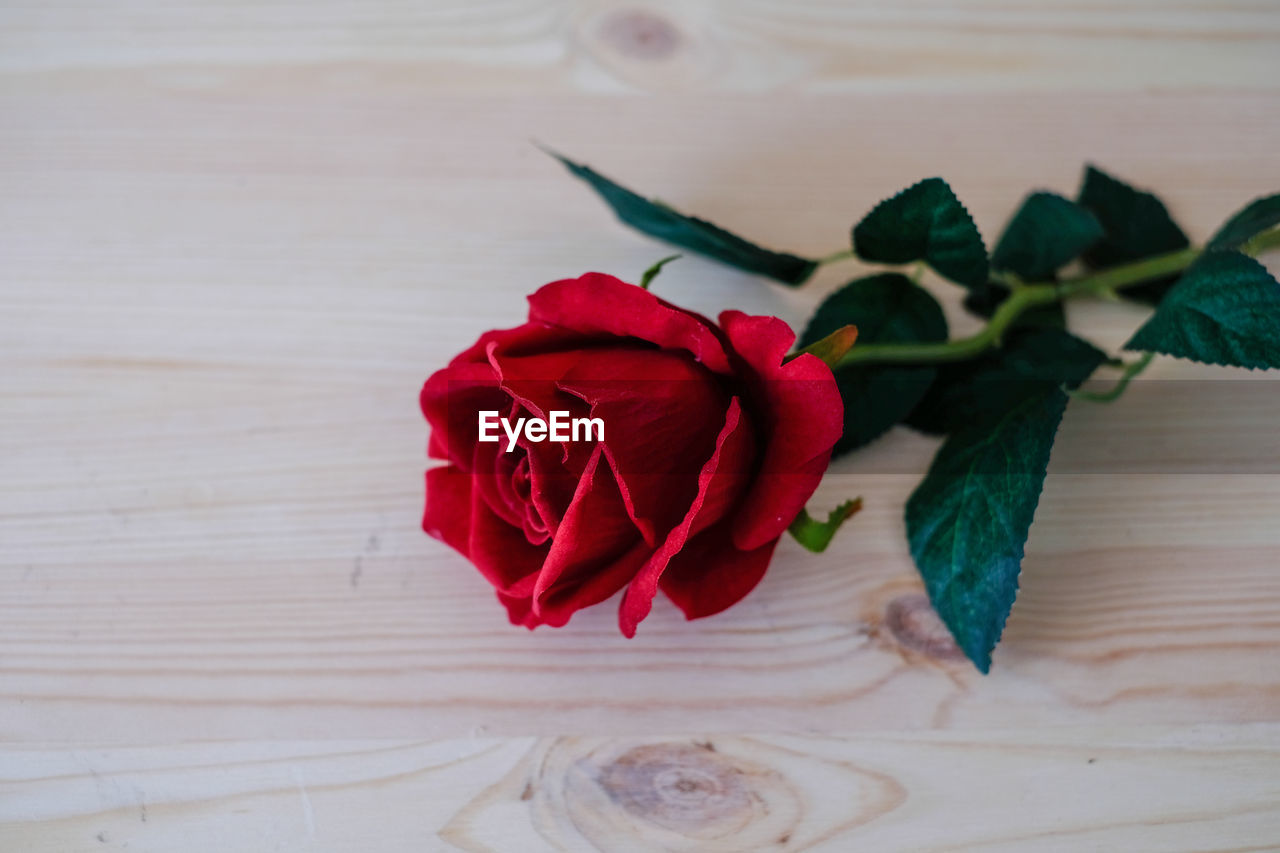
[{"x1": 420, "y1": 272, "x2": 843, "y2": 635}]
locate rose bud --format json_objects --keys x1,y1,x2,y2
[{"x1": 420, "y1": 272, "x2": 843, "y2": 635}]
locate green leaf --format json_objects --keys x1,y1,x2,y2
[
  {"x1": 905, "y1": 387, "x2": 1069, "y2": 672},
  {"x1": 549, "y1": 150, "x2": 818, "y2": 286},
  {"x1": 968, "y1": 190, "x2": 1107, "y2": 322},
  {"x1": 788, "y1": 498, "x2": 862, "y2": 553},
  {"x1": 852, "y1": 178, "x2": 988, "y2": 289},
  {"x1": 639, "y1": 254, "x2": 681, "y2": 290},
  {"x1": 906, "y1": 326, "x2": 1106, "y2": 435},
  {"x1": 801, "y1": 273, "x2": 948, "y2": 454},
  {"x1": 1077, "y1": 165, "x2": 1190, "y2": 305},
  {"x1": 991, "y1": 192, "x2": 1103, "y2": 282},
  {"x1": 1125, "y1": 250, "x2": 1280, "y2": 369},
  {"x1": 1208, "y1": 194, "x2": 1280, "y2": 250},
  {"x1": 791, "y1": 323, "x2": 859, "y2": 368}
]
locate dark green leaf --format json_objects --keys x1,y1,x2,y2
[
  {"x1": 1125, "y1": 250, "x2": 1280, "y2": 369},
  {"x1": 906, "y1": 326, "x2": 1106, "y2": 435},
  {"x1": 991, "y1": 192, "x2": 1103, "y2": 281},
  {"x1": 1208, "y1": 194, "x2": 1280, "y2": 250},
  {"x1": 1077, "y1": 165, "x2": 1190, "y2": 305},
  {"x1": 852, "y1": 178, "x2": 988, "y2": 289},
  {"x1": 961, "y1": 285, "x2": 1007, "y2": 319},
  {"x1": 905, "y1": 387, "x2": 1069, "y2": 672},
  {"x1": 967, "y1": 191, "x2": 1097, "y2": 323},
  {"x1": 801, "y1": 273, "x2": 948, "y2": 453},
  {"x1": 788, "y1": 498, "x2": 862, "y2": 553},
  {"x1": 550, "y1": 150, "x2": 818, "y2": 286}
]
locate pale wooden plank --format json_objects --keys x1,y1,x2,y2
[
  {"x1": 2, "y1": 93, "x2": 1279, "y2": 745},
  {"x1": 1, "y1": 0, "x2": 1278, "y2": 93},
  {"x1": 1, "y1": 728, "x2": 1277, "y2": 851},
  {"x1": 4, "y1": 1, "x2": 1280, "y2": 847}
]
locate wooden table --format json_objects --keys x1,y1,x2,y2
[{"x1": 3, "y1": 2, "x2": 1279, "y2": 849}]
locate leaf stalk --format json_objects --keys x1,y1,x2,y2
[{"x1": 837, "y1": 246, "x2": 1204, "y2": 367}]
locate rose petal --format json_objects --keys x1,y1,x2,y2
[
  {"x1": 617, "y1": 397, "x2": 747, "y2": 637},
  {"x1": 659, "y1": 522, "x2": 779, "y2": 621},
  {"x1": 528, "y1": 273, "x2": 733, "y2": 374},
  {"x1": 422, "y1": 465, "x2": 473, "y2": 555},
  {"x1": 523, "y1": 438, "x2": 580, "y2": 536},
  {"x1": 497, "y1": 450, "x2": 649, "y2": 631},
  {"x1": 532, "y1": 447, "x2": 643, "y2": 616},
  {"x1": 471, "y1": 444, "x2": 550, "y2": 545},
  {"x1": 496, "y1": 589, "x2": 537, "y2": 628},
  {"x1": 467, "y1": 471, "x2": 549, "y2": 595},
  {"x1": 448, "y1": 321, "x2": 587, "y2": 369},
  {"x1": 557, "y1": 348, "x2": 735, "y2": 544},
  {"x1": 507, "y1": 455, "x2": 551, "y2": 543},
  {"x1": 685, "y1": 407, "x2": 757, "y2": 540},
  {"x1": 532, "y1": 544, "x2": 649, "y2": 628},
  {"x1": 719, "y1": 311, "x2": 843, "y2": 551},
  {"x1": 424, "y1": 319, "x2": 605, "y2": 466},
  {"x1": 486, "y1": 344, "x2": 587, "y2": 422},
  {"x1": 484, "y1": 344, "x2": 602, "y2": 533},
  {"x1": 420, "y1": 361, "x2": 507, "y2": 468}
]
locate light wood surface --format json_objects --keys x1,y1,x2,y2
[
  {"x1": 5, "y1": 727, "x2": 1280, "y2": 852},
  {"x1": 4, "y1": 1, "x2": 1280, "y2": 849},
  {"x1": 3, "y1": 0, "x2": 1279, "y2": 94}
]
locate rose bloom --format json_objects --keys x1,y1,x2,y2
[{"x1": 420, "y1": 273, "x2": 842, "y2": 636}]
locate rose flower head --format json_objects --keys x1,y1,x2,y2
[{"x1": 420, "y1": 272, "x2": 843, "y2": 635}]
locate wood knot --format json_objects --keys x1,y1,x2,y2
[
  {"x1": 442, "y1": 737, "x2": 906, "y2": 849},
  {"x1": 597, "y1": 9, "x2": 682, "y2": 61},
  {"x1": 596, "y1": 743, "x2": 753, "y2": 833},
  {"x1": 885, "y1": 593, "x2": 965, "y2": 661}
]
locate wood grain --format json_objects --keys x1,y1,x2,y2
[
  {"x1": 2, "y1": 728, "x2": 1278, "y2": 851},
  {"x1": 3, "y1": 0, "x2": 1279, "y2": 94},
  {"x1": 4, "y1": 1, "x2": 1280, "y2": 847},
  {"x1": 5, "y1": 91, "x2": 1280, "y2": 741}
]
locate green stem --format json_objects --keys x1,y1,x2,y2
[
  {"x1": 838, "y1": 246, "x2": 1202, "y2": 367},
  {"x1": 1242, "y1": 226, "x2": 1280, "y2": 258},
  {"x1": 1068, "y1": 351, "x2": 1154, "y2": 403},
  {"x1": 817, "y1": 248, "x2": 857, "y2": 266}
]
